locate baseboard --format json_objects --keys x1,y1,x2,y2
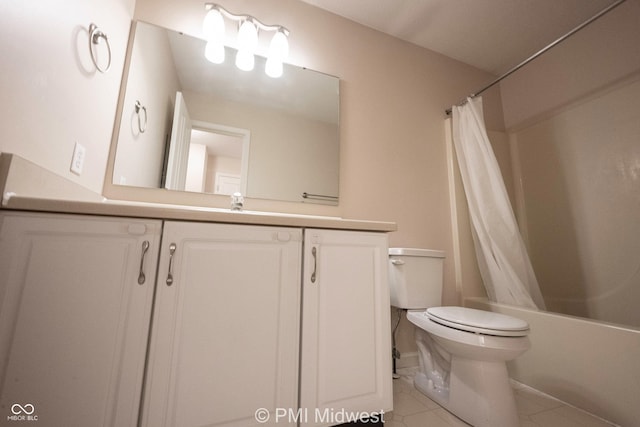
[{"x1": 396, "y1": 351, "x2": 419, "y2": 369}]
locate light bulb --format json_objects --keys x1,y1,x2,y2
[
  {"x1": 205, "y1": 41, "x2": 225, "y2": 64},
  {"x1": 265, "y1": 29, "x2": 288, "y2": 77},
  {"x1": 265, "y1": 57, "x2": 283, "y2": 78},
  {"x1": 203, "y1": 8, "x2": 225, "y2": 40},
  {"x1": 269, "y1": 30, "x2": 289, "y2": 61},
  {"x1": 235, "y1": 20, "x2": 257, "y2": 71},
  {"x1": 236, "y1": 49, "x2": 255, "y2": 71},
  {"x1": 237, "y1": 20, "x2": 258, "y2": 51}
]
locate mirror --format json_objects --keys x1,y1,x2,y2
[{"x1": 111, "y1": 21, "x2": 340, "y2": 204}]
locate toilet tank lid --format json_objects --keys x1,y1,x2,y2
[{"x1": 389, "y1": 248, "x2": 445, "y2": 258}]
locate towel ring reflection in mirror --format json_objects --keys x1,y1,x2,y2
[
  {"x1": 89, "y1": 23, "x2": 112, "y2": 73},
  {"x1": 134, "y1": 100, "x2": 147, "y2": 133}
]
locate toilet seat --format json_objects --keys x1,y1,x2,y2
[{"x1": 426, "y1": 307, "x2": 529, "y2": 337}]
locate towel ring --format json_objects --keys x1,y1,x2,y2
[
  {"x1": 135, "y1": 101, "x2": 147, "y2": 133},
  {"x1": 89, "y1": 23, "x2": 111, "y2": 73}
]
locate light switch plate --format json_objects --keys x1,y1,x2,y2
[{"x1": 70, "y1": 142, "x2": 86, "y2": 175}]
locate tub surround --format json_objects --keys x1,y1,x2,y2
[
  {"x1": 466, "y1": 297, "x2": 640, "y2": 427},
  {"x1": 0, "y1": 153, "x2": 396, "y2": 232}
]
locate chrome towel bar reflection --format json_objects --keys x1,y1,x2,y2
[
  {"x1": 302, "y1": 192, "x2": 338, "y2": 202},
  {"x1": 134, "y1": 100, "x2": 147, "y2": 133},
  {"x1": 88, "y1": 23, "x2": 112, "y2": 73}
]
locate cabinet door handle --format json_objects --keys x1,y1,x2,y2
[
  {"x1": 311, "y1": 246, "x2": 317, "y2": 283},
  {"x1": 138, "y1": 240, "x2": 150, "y2": 284},
  {"x1": 166, "y1": 243, "x2": 176, "y2": 286}
]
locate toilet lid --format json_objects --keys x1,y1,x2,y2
[{"x1": 426, "y1": 307, "x2": 529, "y2": 337}]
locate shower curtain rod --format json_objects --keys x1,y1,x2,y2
[{"x1": 444, "y1": 0, "x2": 628, "y2": 115}]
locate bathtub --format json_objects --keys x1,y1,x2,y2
[{"x1": 465, "y1": 297, "x2": 640, "y2": 427}]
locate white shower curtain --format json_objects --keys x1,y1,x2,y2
[{"x1": 452, "y1": 97, "x2": 546, "y2": 310}]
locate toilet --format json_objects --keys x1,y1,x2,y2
[{"x1": 389, "y1": 248, "x2": 530, "y2": 427}]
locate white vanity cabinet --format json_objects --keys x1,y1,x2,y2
[
  {"x1": 141, "y1": 221, "x2": 302, "y2": 427},
  {"x1": 300, "y1": 229, "x2": 393, "y2": 427},
  {"x1": 0, "y1": 211, "x2": 162, "y2": 427},
  {"x1": 0, "y1": 208, "x2": 393, "y2": 427}
]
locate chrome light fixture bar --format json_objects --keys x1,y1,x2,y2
[{"x1": 203, "y1": 3, "x2": 290, "y2": 77}]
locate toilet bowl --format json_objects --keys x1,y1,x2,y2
[
  {"x1": 388, "y1": 248, "x2": 530, "y2": 427},
  {"x1": 407, "y1": 307, "x2": 529, "y2": 427}
]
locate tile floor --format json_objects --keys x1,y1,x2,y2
[{"x1": 386, "y1": 367, "x2": 617, "y2": 427}]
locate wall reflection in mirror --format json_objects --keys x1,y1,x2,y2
[{"x1": 111, "y1": 21, "x2": 340, "y2": 204}]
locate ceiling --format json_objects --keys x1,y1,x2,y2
[{"x1": 299, "y1": 0, "x2": 618, "y2": 75}]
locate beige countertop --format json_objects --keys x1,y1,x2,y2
[
  {"x1": 1, "y1": 194, "x2": 396, "y2": 231},
  {"x1": 0, "y1": 154, "x2": 396, "y2": 232}
]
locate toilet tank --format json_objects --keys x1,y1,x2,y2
[{"x1": 388, "y1": 248, "x2": 445, "y2": 309}]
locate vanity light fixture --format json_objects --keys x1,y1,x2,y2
[{"x1": 203, "y1": 3, "x2": 290, "y2": 77}]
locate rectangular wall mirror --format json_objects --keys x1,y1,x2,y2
[{"x1": 109, "y1": 21, "x2": 340, "y2": 204}]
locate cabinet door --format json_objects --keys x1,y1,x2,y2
[
  {"x1": 0, "y1": 212, "x2": 161, "y2": 427},
  {"x1": 300, "y1": 229, "x2": 393, "y2": 427},
  {"x1": 142, "y1": 221, "x2": 301, "y2": 427}
]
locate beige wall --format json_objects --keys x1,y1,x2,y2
[
  {"x1": 0, "y1": 0, "x2": 135, "y2": 193},
  {"x1": 500, "y1": 0, "x2": 640, "y2": 130},
  {"x1": 112, "y1": 21, "x2": 181, "y2": 187},
  {"x1": 183, "y1": 90, "x2": 339, "y2": 203},
  {"x1": 206, "y1": 155, "x2": 242, "y2": 194}
]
